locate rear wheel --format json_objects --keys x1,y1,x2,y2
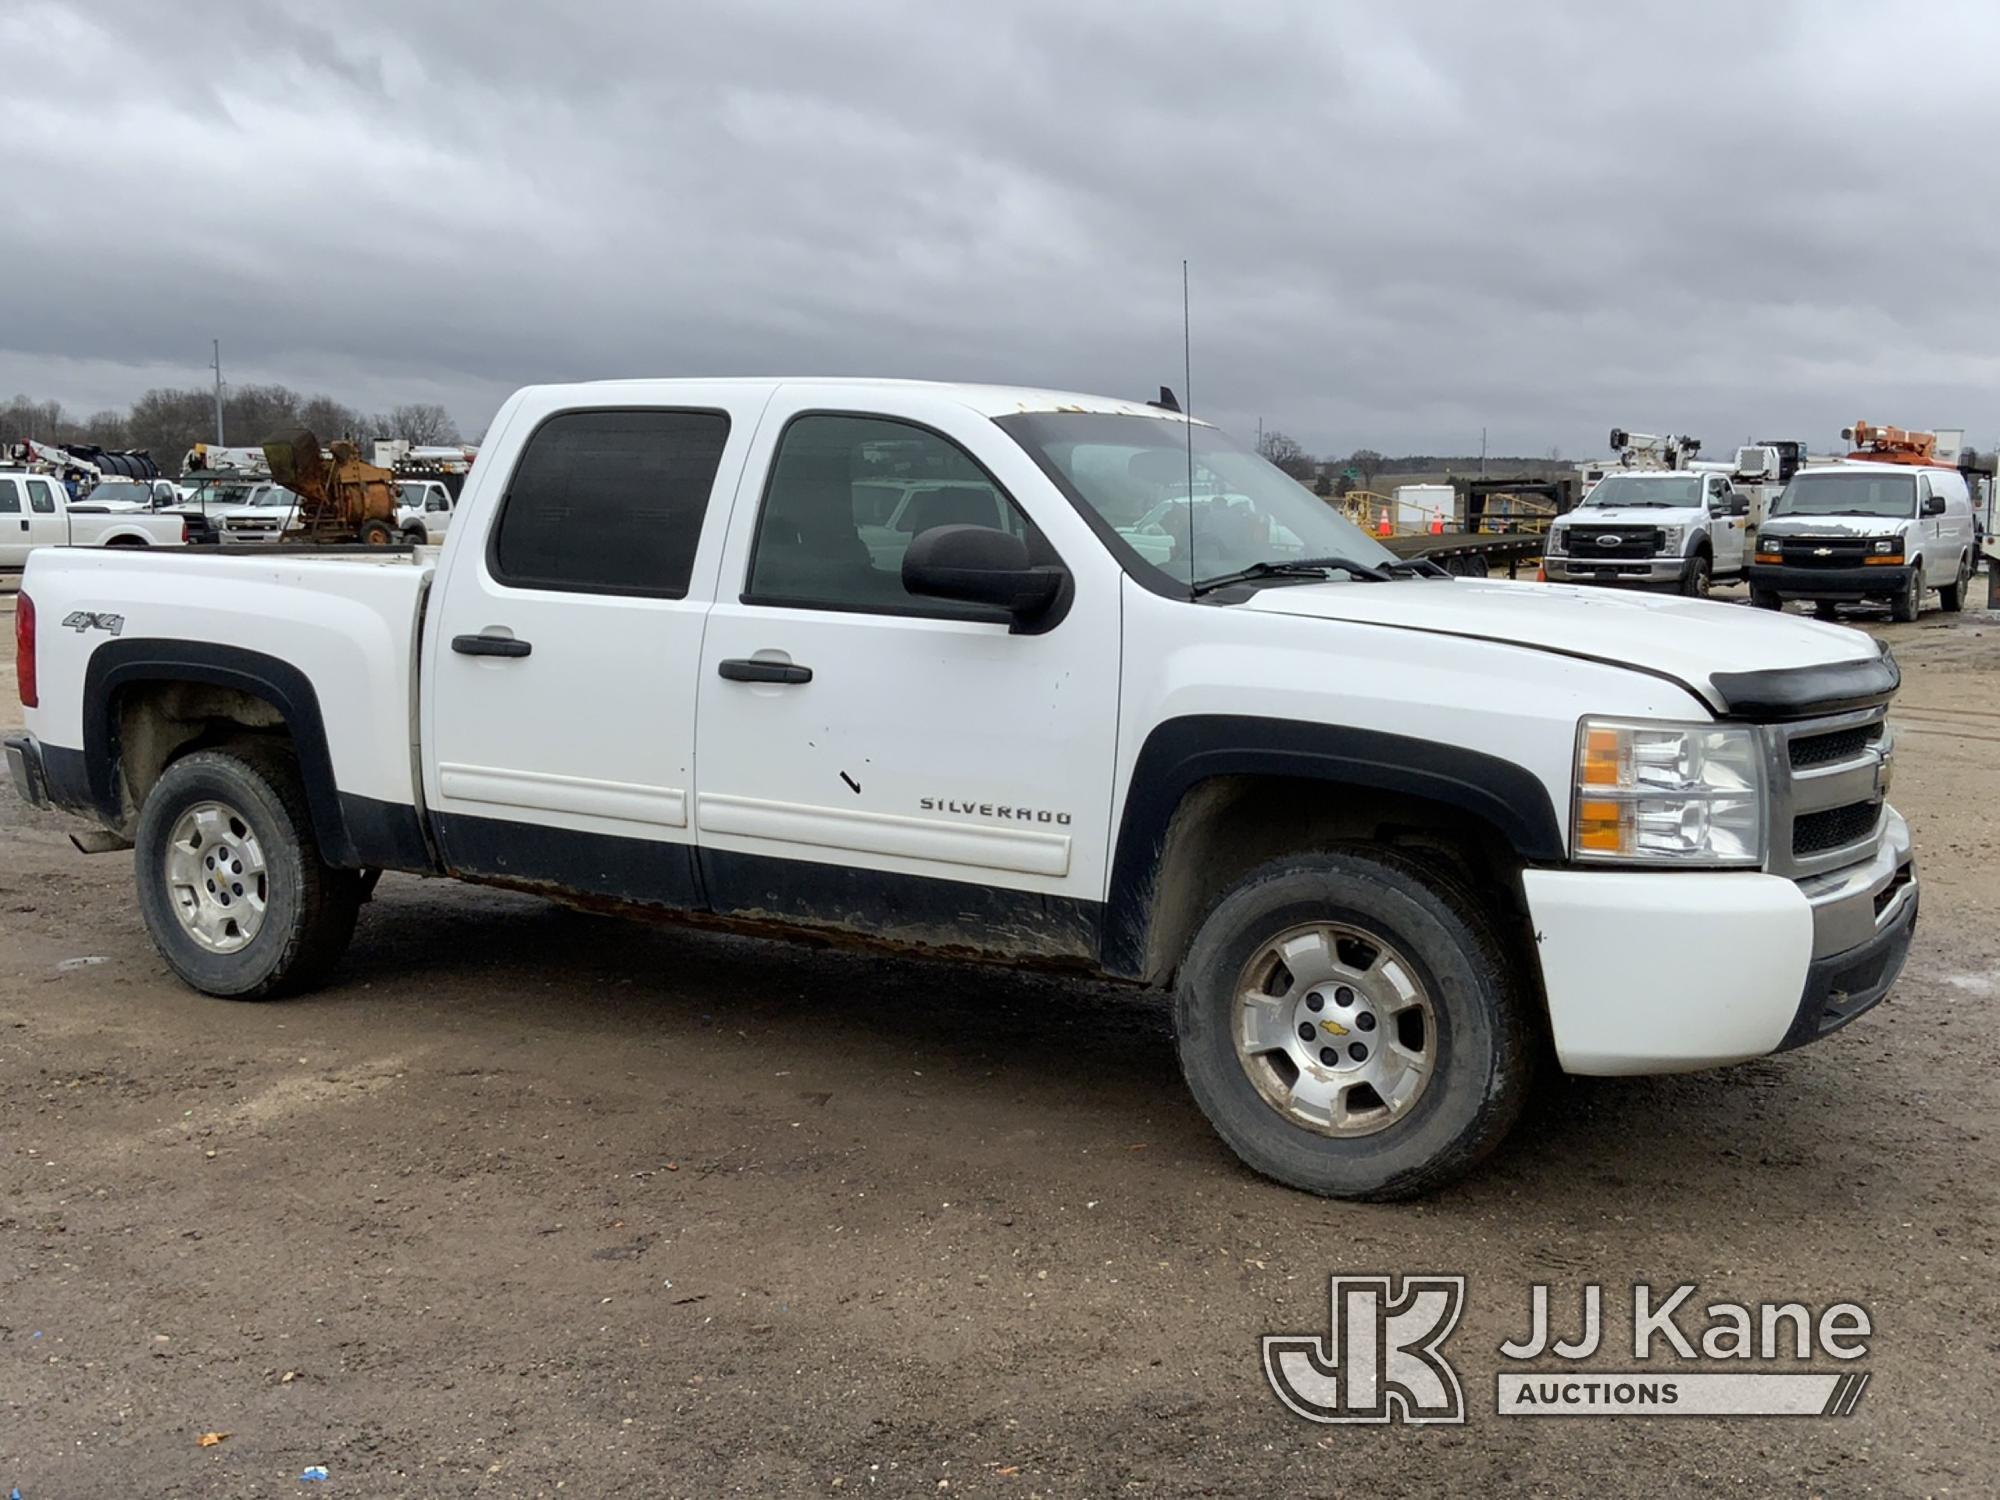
[
  {"x1": 1172, "y1": 850, "x2": 1532, "y2": 1199},
  {"x1": 134, "y1": 744, "x2": 360, "y2": 999},
  {"x1": 1889, "y1": 567, "x2": 1922, "y2": 623},
  {"x1": 1940, "y1": 553, "x2": 1971, "y2": 613},
  {"x1": 358, "y1": 518, "x2": 397, "y2": 546}
]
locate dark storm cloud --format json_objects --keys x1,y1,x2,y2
[{"x1": 7, "y1": 0, "x2": 1999, "y2": 457}]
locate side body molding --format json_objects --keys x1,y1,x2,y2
[{"x1": 1101, "y1": 715, "x2": 1565, "y2": 978}]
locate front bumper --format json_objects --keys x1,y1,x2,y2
[
  {"x1": 1524, "y1": 809, "x2": 1917, "y2": 1075},
  {"x1": 1747, "y1": 562, "x2": 1911, "y2": 600},
  {"x1": 1545, "y1": 555, "x2": 1686, "y2": 585}
]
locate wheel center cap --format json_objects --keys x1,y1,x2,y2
[{"x1": 1295, "y1": 987, "x2": 1378, "y2": 1073}]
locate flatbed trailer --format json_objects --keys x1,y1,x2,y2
[{"x1": 1383, "y1": 529, "x2": 1548, "y2": 577}]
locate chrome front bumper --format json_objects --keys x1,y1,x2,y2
[
  {"x1": 1545, "y1": 556, "x2": 1685, "y2": 584},
  {"x1": 1799, "y1": 806, "x2": 1916, "y2": 960}
]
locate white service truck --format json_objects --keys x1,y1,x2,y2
[
  {"x1": 1545, "y1": 469, "x2": 1752, "y2": 595},
  {"x1": 6, "y1": 380, "x2": 1917, "y2": 1199},
  {"x1": 0, "y1": 469, "x2": 187, "y2": 568}
]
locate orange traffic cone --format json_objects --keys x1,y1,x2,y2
[
  {"x1": 1377, "y1": 507, "x2": 1392, "y2": 537},
  {"x1": 1537, "y1": 565, "x2": 1547, "y2": 582},
  {"x1": 1428, "y1": 514, "x2": 1444, "y2": 536}
]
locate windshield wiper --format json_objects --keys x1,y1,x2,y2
[
  {"x1": 1384, "y1": 556, "x2": 1452, "y2": 579},
  {"x1": 1190, "y1": 555, "x2": 1392, "y2": 597}
]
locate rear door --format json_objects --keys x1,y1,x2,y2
[
  {"x1": 0, "y1": 477, "x2": 27, "y2": 564},
  {"x1": 690, "y1": 388, "x2": 1123, "y2": 959},
  {"x1": 423, "y1": 385, "x2": 771, "y2": 906}
]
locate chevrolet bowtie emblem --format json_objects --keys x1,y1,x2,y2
[{"x1": 1319, "y1": 1019, "x2": 1350, "y2": 1038}]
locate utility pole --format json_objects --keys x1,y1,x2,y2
[
  {"x1": 210, "y1": 340, "x2": 225, "y2": 445},
  {"x1": 1480, "y1": 426, "x2": 1487, "y2": 477}
]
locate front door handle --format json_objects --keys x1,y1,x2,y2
[
  {"x1": 718, "y1": 658, "x2": 812, "y2": 684},
  {"x1": 452, "y1": 632, "x2": 531, "y2": 658}
]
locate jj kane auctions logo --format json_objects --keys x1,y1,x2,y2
[{"x1": 1265, "y1": 1276, "x2": 1872, "y2": 1423}]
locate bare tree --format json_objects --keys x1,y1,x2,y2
[
  {"x1": 1347, "y1": 448, "x2": 1385, "y2": 487},
  {"x1": 390, "y1": 402, "x2": 461, "y2": 445},
  {"x1": 1256, "y1": 428, "x2": 1317, "y2": 481}
]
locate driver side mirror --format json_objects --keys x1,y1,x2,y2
[
  {"x1": 1923, "y1": 494, "x2": 1947, "y2": 516},
  {"x1": 1730, "y1": 496, "x2": 1751, "y2": 517},
  {"x1": 902, "y1": 524, "x2": 1066, "y2": 629}
]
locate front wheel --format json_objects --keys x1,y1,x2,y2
[
  {"x1": 1679, "y1": 553, "x2": 1711, "y2": 597},
  {"x1": 1750, "y1": 586, "x2": 1783, "y2": 611},
  {"x1": 1172, "y1": 850, "x2": 1533, "y2": 1199},
  {"x1": 1939, "y1": 554, "x2": 1971, "y2": 613},
  {"x1": 134, "y1": 744, "x2": 361, "y2": 999},
  {"x1": 1889, "y1": 567, "x2": 1922, "y2": 623}
]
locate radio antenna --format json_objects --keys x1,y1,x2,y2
[{"x1": 1182, "y1": 258, "x2": 1196, "y2": 595}]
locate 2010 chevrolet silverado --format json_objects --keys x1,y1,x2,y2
[{"x1": 6, "y1": 380, "x2": 1918, "y2": 1198}]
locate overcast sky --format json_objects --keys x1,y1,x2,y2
[{"x1": 7, "y1": 0, "x2": 1999, "y2": 459}]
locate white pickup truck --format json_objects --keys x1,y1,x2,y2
[
  {"x1": 1544, "y1": 469, "x2": 1753, "y2": 595},
  {"x1": 6, "y1": 380, "x2": 1918, "y2": 1199},
  {"x1": 0, "y1": 470, "x2": 187, "y2": 567}
]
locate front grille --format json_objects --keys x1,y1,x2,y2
[
  {"x1": 1778, "y1": 537, "x2": 1873, "y2": 569},
  {"x1": 1794, "y1": 800, "x2": 1880, "y2": 857},
  {"x1": 1790, "y1": 722, "x2": 1884, "y2": 769},
  {"x1": 1566, "y1": 527, "x2": 1661, "y2": 558}
]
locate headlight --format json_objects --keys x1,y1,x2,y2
[
  {"x1": 1656, "y1": 526, "x2": 1684, "y2": 555},
  {"x1": 1546, "y1": 529, "x2": 1566, "y2": 555},
  {"x1": 1573, "y1": 718, "x2": 1764, "y2": 866}
]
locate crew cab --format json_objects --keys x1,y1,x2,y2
[
  {"x1": 1750, "y1": 463, "x2": 1977, "y2": 621},
  {"x1": 6, "y1": 380, "x2": 1919, "y2": 1199},
  {"x1": 0, "y1": 469, "x2": 187, "y2": 568},
  {"x1": 1544, "y1": 470, "x2": 1752, "y2": 596}
]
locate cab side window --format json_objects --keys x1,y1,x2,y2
[
  {"x1": 490, "y1": 409, "x2": 730, "y2": 598},
  {"x1": 26, "y1": 480, "x2": 56, "y2": 513},
  {"x1": 744, "y1": 414, "x2": 1050, "y2": 616},
  {"x1": 0, "y1": 479, "x2": 19, "y2": 514}
]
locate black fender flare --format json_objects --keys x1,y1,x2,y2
[
  {"x1": 1100, "y1": 715, "x2": 1564, "y2": 978},
  {"x1": 80, "y1": 639, "x2": 428, "y2": 870}
]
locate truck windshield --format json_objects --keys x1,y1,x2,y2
[
  {"x1": 1769, "y1": 472, "x2": 1916, "y2": 519},
  {"x1": 1582, "y1": 474, "x2": 1700, "y2": 507},
  {"x1": 995, "y1": 411, "x2": 1394, "y2": 590}
]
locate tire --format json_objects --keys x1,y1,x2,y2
[
  {"x1": 1172, "y1": 849, "x2": 1533, "y2": 1200},
  {"x1": 1679, "y1": 552, "x2": 1711, "y2": 597},
  {"x1": 1814, "y1": 600, "x2": 1841, "y2": 621},
  {"x1": 133, "y1": 744, "x2": 361, "y2": 999},
  {"x1": 400, "y1": 526, "x2": 428, "y2": 547},
  {"x1": 1940, "y1": 553, "x2": 1971, "y2": 613},
  {"x1": 1889, "y1": 567, "x2": 1922, "y2": 623},
  {"x1": 358, "y1": 518, "x2": 398, "y2": 546},
  {"x1": 1750, "y1": 587, "x2": 1783, "y2": 611}
]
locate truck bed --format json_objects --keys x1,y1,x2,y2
[{"x1": 19, "y1": 545, "x2": 436, "y2": 817}]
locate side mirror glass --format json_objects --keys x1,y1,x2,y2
[
  {"x1": 902, "y1": 524, "x2": 1065, "y2": 625},
  {"x1": 1731, "y1": 497, "x2": 1751, "y2": 516},
  {"x1": 1923, "y1": 494, "x2": 1947, "y2": 516}
]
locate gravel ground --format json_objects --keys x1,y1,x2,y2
[{"x1": 1, "y1": 586, "x2": 1996, "y2": 1498}]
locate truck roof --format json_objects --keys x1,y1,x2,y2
[{"x1": 543, "y1": 378, "x2": 1207, "y2": 425}]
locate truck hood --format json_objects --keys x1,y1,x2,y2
[
  {"x1": 1552, "y1": 506, "x2": 1704, "y2": 528},
  {"x1": 1238, "y1": 576, "x2": 1887, "y2": 714},
  {"x1": 1757, "y1": 515, "x2": 1908, "y2": 539}
]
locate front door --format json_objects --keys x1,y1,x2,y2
[
  {"x1": 423, "y1": 390, "x2": 766, "y2": 906},
  {"x1": 1707, "y1": 478, "x2": 1746, "y2": 574},
  {"x1": 692, "y1": 396, "x2": 1122, "y2": 959}
]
